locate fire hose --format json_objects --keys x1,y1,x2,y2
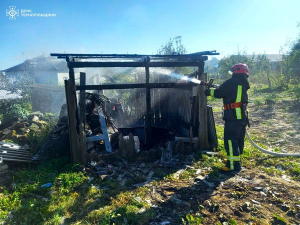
[{"x1": 245, "y1": 129, "x2": 300, "y2": 157}]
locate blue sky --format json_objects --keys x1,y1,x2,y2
[{"x1": 0, "y1": 0, "x2": 299, "y2": 70}]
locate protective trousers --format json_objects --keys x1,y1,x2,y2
[{"x1": 224, "y1": 120, "x2": 246, "y2": 171}]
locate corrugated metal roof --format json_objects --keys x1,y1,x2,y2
[{"x1": 4, "y1": 55, "x2": 68, "y2": 72}]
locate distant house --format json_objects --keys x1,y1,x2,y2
[
  {"x1": 3, "y1": 55, "x2": 69, "y2": 85},
  {"x1": 264, "y1": 54, "x2": 282, "y2": 70},
  {"x1": 1, "y1": 55, "x2": 103, "y2": 113},
  {"x1": 2, "y1": 55, "x2": 71, "y2": 113}
]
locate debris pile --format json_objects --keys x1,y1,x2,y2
[{"x1": 0, "y1": 111, "x2": 50, "y2": 145}]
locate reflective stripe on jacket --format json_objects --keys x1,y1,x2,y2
[{"x1": 209, "y1": 76, "x2": 249, "y2": 121}]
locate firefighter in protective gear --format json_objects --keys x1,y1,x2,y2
[{"x1": 205, "y1": 63, "x2": 250, "y2": 172}]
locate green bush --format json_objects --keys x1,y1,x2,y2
[
  {"x1": 5, "y1": 102, "x2": 31, "y2": 121},
  {"x1": 291, "y1": 84, "x2": 300, "y2": 101}
]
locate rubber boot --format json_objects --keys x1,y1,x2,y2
[
  {"x1": 219, "y1": 166, "x2": 231, "y2": 172},
  {"x1": 219, "y1": 161, "x2": 241, "y2": 172},
  {"x1": 234, "y1": 161, "x2": 241, "y2": 172}
]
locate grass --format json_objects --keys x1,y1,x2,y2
[
  {"x1": 1, "y1": 85, "x2": 300, "y2": 224},
  {"x1": 1, "y1": 131, "x2": 299, "y2": 224},
  {"x1": 182, "y1": 213, "x2": 204, "y2": 225},
  {"x1": 273, "y1": 213, "x2": 289, "y2": 224},
  {"x1": 250, "y1": 216, "x2": 270, "y2": 225},
  {"x1": 0, "y1": 156, "x2": 156, "y2": 225}
]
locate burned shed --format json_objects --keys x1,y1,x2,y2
[{"x1": 50, "y1": 52, "x2": 219, "y2": 164}]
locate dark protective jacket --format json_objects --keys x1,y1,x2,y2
[{"x1": 209, "y1": 74, "x2": 250, "y2": 122}]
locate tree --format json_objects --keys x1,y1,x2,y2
[
  {"x1": 218, "y1": 51, "x2": 276, "y2": 88},
  {"x1": 157, "y1": 36, "x2": 187, "y2": 55},
  {"x1": 157, "y1": 36, "x2": 192, "y2": 74},
  {"x1": 218, "y1": 51, "x2": 256, "y2": 79},
  {"x1": 280, "y1": 23, "x2": 300, "y2": 84},
  {"x1": 255, "y1": 54, "x2": 272, "y2": 88}
]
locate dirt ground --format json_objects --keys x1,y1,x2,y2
[
  {"x1": 140, "y1": 99, "x2": 300, "y2": 224},
  {"x1": 144, "y1": 167, "x2": 300, "y2": 224},
  {"x1": 212, "y1": 98, "x2": 300, "y2": 154}
]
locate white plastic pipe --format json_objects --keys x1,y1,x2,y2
[{"x1": 246, "y1": 129, "x2": 300, "y2": 157}]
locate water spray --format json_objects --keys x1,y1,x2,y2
[
  {"x1": 167, "y1": 71, "x2": 299, "y2": 157},
  {"x1": 164, "y1": 72, "x2": 218, "y2": 88}
]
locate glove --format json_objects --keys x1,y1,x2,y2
[{"x1": 204, "y1": 89, "x2": 211, "y2": 96}]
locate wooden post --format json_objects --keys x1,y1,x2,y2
[
  {"x1": 190, "y1": 87, "x2": 197, "y2": 148},
  {"x1": 198, "y1": 68, "x2": 210, "y2": 149},
  {"x1": 79, "y1": 72, "x2": 87, "y2": 164},
  {"x1": 64, "y1": 79, "x2": 81, "y2": 163},
  {"x1": 145, "y1": 66, "x2": 152, "y2": 144},
  {"x1": 79, "y1": 72, "x2": 86, "y2": 128},
  {"x1": 67, "y1": 57, "x2": 75, "y2": 85}
]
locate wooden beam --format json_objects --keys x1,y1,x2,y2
[
  {"x1": 67, "y1": 57, "x2": 75, "y2": 84},
  {"x1": 198, "y1": 71, "x2": 210, "y2": 149},
  {"x1": 79, "y1": 72, "x2": 87, "y2": 164},
  {"x1": 51, "y1": 52, "x2": 217, "y2": 58},
  {"x1": 64, "y1": 79, "x2": 81, "y2": 163},
  {"x1": 69, "y1": 61, "x2": 203, "y2": 68},
  {"x1": 197, "y1": 61, "x2": 205, "y2": 80},
  {"x1": 145, "y1": 66, "x2": 152, "y2": 144},
  {"x1": 79, "y1": 72, "x2": 86, "y2": 127},
  {"x1": 76, "y1": 82, "x2": 197, "y2": 90}
]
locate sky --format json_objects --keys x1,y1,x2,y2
[{"x1": 0, "y1": 0, "x2": 299, "y2": 70}]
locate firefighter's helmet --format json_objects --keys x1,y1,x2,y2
[{"x1": 230, "y1": 63, "x2": 249, "y2": 76}]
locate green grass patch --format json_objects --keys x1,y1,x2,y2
[{"x1": 273, "y1": 213, "x2": 289, "y2": 224}]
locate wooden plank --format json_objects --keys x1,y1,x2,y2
[
  {"x1": 76, "y1": 83, "x2": 196, "y2": 90},
  {"x1": 86, "y1": 136, "x2": 106, "y2": 142},
  {"x1": 51, "y1": 52, "x2": 216, "y2": 59},
  {"x1": 198, "y1": 72, "x2": 210, "y2": 149},
  {"x1": 79, "y1": 72, "x2": 86, "y2": 129},
  {"x1": 79, "y1": 72, "x2": 87, "y2": 164},
  {"x1": 65, "y1": 80, "x2": 81, "y2": 163},
  {"x1": 67, "y1": 57, "x2": 75, "y2": 84},
  {"x1": 157, "y1": 89, "x2": 162, "y2": 125},
  {"x1": 160, "y1": 89, "x2": 168, "y2": 126},
  {"x1": 189, "y1": 95, "x2": 197, "y2": 147},
  {"x1": 69, "y1": 61, "x2": 202, "y2": 68},
  {"x1": 153, "y1": 89, "x2": 160, "y2": 126},
  {"x1": 145, "y1": 66, "x2": 152, "y2": 144}
]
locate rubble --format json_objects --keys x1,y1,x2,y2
[{"x1": 0, "y1": 111, "x2": 51, "y2": 145}]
